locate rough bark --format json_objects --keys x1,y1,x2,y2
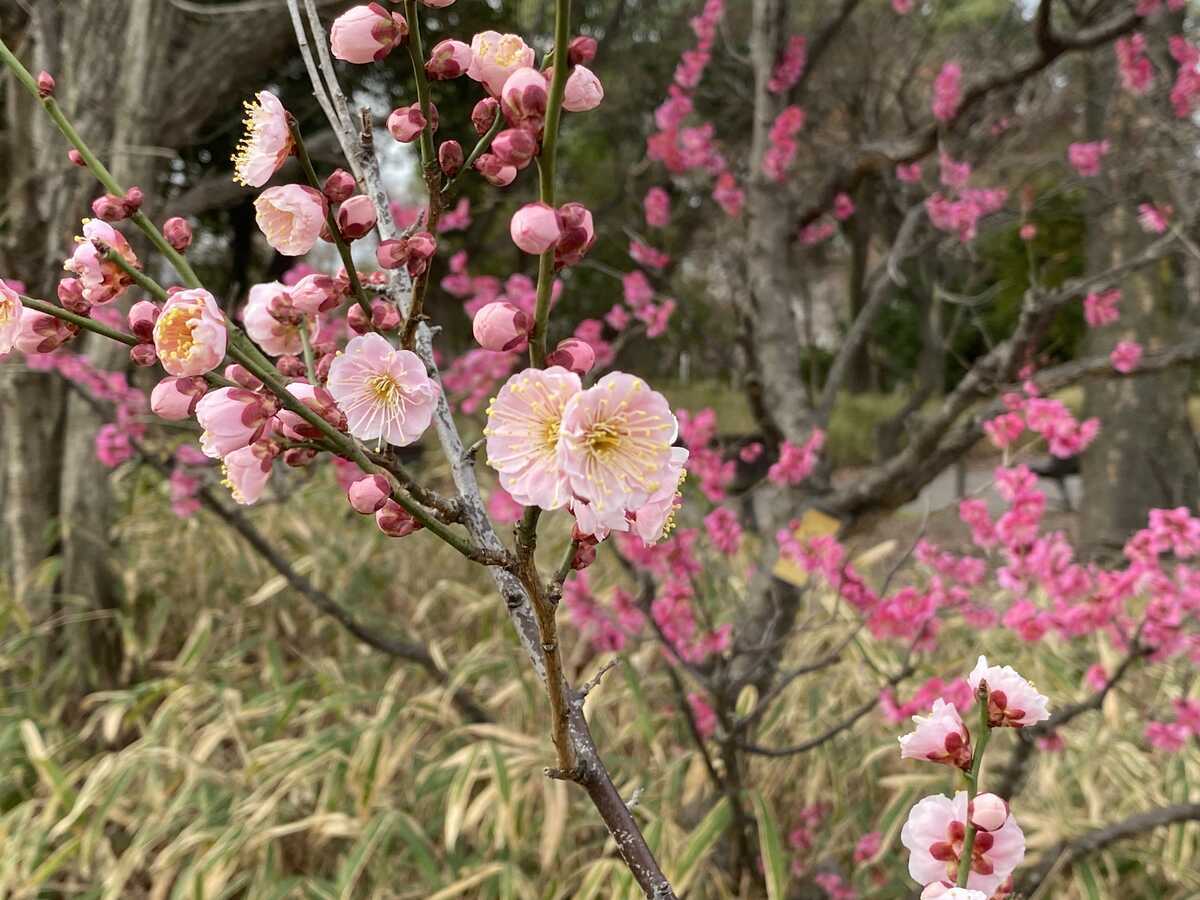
[{"x1": 1079, "y1": 40, "x2": 1198, "y2": 557}]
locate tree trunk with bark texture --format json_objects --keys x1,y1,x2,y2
[
  {"x1": 1079, "y1": 42, "x2": 1198, "y2": 557},
  {"x1": 0, "y1": 2, "x2": 310, "y2": 686}
]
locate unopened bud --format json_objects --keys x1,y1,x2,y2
[
  {"x1": 371, "y1": 299, "x2": 401, "y2": 331},
  {"x1": 67, "y1": 149, "x2": 85, "y2": 167},
  {"x1": 130, "y1": 342, "x2": 158, "y2": 367},
  {"x1": 337, "y1": 195, "x2": 378, "y2": 241},
  {"x1": 545, "y1": 337, "x2": 596, "y2": 375},
  {"x1": 568, "y1": 36, "x2": 597, "y2": 66},
  {"x1": 322, "y1": 168, "x2": 356, "y2": 204},
  {"x1": 163, "y1": 216, "x2": 193, "y2": 252},
  {"x1": 284, "y1": 447, "x2": 319, "y2": 467},
  {"x1": 224, "y1": 364, "x2": 263, "y2": 390},
  {"x1": 127, "y1": 300, "x2": 161, "y2": 342},
  {"x1": 347, "y1": 303, "x2": 371, "y2": 335},
  {"x1": 316, "y1": 352, "x2": 335, "y2": 382},
  {"x1": 122, "y1": 187, "x2": 143, "y2": 213},
  {"x1": 57, "y1": 277, "x2": 87, "y2": 313},
  {"x1": 438, "y1": 140, "x2": 464, "y2": 177},
  {"x1": 572, "y1": 541, "x2": 597, "y2": 570},
  {"x1": 376, "y1": 498, "x2": 423, "y2": 537},
  {"x1": 276, "y1": 355, "x2": 306, "y2": 377},
  {"x1": 471, "y1": 97, "x2": 500, "y2": 135},
  {"x1": 969, "y1": 794, "x2": 1009, "y2": 833},
  {"x1": 91, "y1": 193, "x2": 128, "y2": 222},
  {"x1": 36, "y1": 70, "x2": 55, "y2": 98},
  {"x1": 348, "y1": 474, "x2": 391, "y2": 514},
  {"x1": 492, "y1": 128, "x2": 537, "y2": 168}
]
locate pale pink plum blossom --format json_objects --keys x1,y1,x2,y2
[
  {"x1": 1138, "y1": 202, "x2": 1170, "y2": 234},
  {"x1": 631, "y1": 446, "x2": 690, "y2": 544},
  {"x1": 487, "y1": 484, "x2": 525, "y2": 523},
  {"x1": 95, "y1": 424, "x2": 132, "y2": 468},
  {"x1": 330, "y1": 4, "x2": 408, "y2": 64},
  {"x1": 66, "y1": 219, "x2": 140, "y2": 305},
  {"x1": 243, "y1": 281, "x2": 304, "y2": 356},
  {"x1": 1084, "y1": 289, "x2": 1121, "y2": 326},
  {"x1": 704, "y1": 507, "x2": 742, "y2": 555},
  {"x1": 563, "y1": 65, "x2": 604, "y2": 112},
  {"x1": 629, "y1": 240, "x2": 670, "y2": 269},
  {"x1": 0, "y1": 280, "x2": 23, "y2": 355},
  {"x1": 484, "y1": 366, "x2": 582, "y2": 509},
  {"x1": 644, "y1": 187, "x2": 671, "y2": 228},
  {"x1": 221, "y1": 441, "x2": 277, "y2": 505},
  {"x1": 1067, "y1": 140, "x2": 1109, "y2": 178},
  {"x1": 290, "y1": 273, "x2": 339, "y2": 314},
  {"x1": 932, "y1": 62, "x2": 962, "y2": 121},
  {"x1": 1110, "y1": 340, "x2": 1142, "y2": 374},
  {"x1": 898, "y1": 699, "x2": 973, "y2": 770},
  {"x1": 254, "y1": 185, "x2": 327, "y2": 256},
  {"x1": 712, "y1": 171, "x2": 744, "y2": 217},
  {"x1": 472, "y1": 301, "x2": 530, "y2": 352},
  {"x1": 232, "y1": 91, "x2": 293, "y2": 187},
  {"x1": 153, "y1": 289, "x2": 227, "y2": 376},
  {"x1": 571, "y1": 494, "x2": 634, "y2": 540},
  {"x1": 1146, "y1": 721, "x2": 1191, "y2": 752},
  {"x1": 468, "y1": 31, "x2": 536, "y2": 96},
  {"x1": 426, "y1": 39, "x2": 472, "y2": 79},
  {"x1": 557, "y1": 371, "x2": 679, "y2": 517},
  {"x1": 196, "y1": 387, "x2": 278, "y2": 459},
  {"x1": 767, "y1": 429, "x2": 824, "y2": 485},
  {"x1": 327, "y1": 333, "x2": 439, "y2": 446},
  {"x1": 510, "y1": 202, "x2": 562, "y2": 254},
  {"x1": 150, "y1": 376, "x2": 206, "y2": 420},
  {"x1": 768, "y1": 35, "x2": 806, "y2": 94},
  {"x1": 901, "y1": 792, "x2": 1025, "y2": 895},
  {"x1": 968, "y1": 656, "x2": 1050, "y2": 727}
]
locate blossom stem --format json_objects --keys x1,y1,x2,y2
[
  {"x1": 286, "y1": 117, "x2": 375, "y2": 323},
  {"x1": 528, "y1": 0, "x2": 573, "y2": 367},
  {"x1": 19, "y1": 294, "x2": 138, "y2": 346},
  {"x1": 103, "y1": 249, "x2": 169, "y2": 303},
  {"x1": 402, "y1": 0, "x2": 438, "y2": 175},
  {"x1": 957, "y1": 698, "x2": 993, "y2": 887}
]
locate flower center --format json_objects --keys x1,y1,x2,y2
[
  {"x1": 155, "y1": 305, "x2": 198, "y2": 361},
  {"x1": 495, "y1": 37, "x2": 525, "y2": 67},
  {"x1": 368, "y1": 373, "x2": 403, "y2": 408},
  {"x1": 542, "y1": 418, "x2": 560, "y2": 452},
  {"x1": 584, "y1": 421, "x2": 623, "y2": 456}
]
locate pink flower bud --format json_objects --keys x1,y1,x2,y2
[
  {"x1": 371, "y1": 299, "x2": 401, "y2": 331},
  {"x1": 348, "y1": 474, "x2": 391, "y2": 513},
  {"x1": 563, "y1": 65, "x2": 604, "y2": 112},
  {"x1": 376, "y1": 498, "x2": 423, "y2": 537},
  {"x1": 969, "y1": 794, "x2": 1009, "y2": 833},
  {"x1": 387, "y1": 103, "x2": 427, "y2": 143},
  {"x1": 438, "y1": 140, "x2": 464, "y2": 177},
  {"x1": 376, "y1": 238, "x2": 409, "y2": 270},
  {"x1": 472, "y1": 301, "x2": 530, "y2": 351},
  {"x1": 545, "y1": 337, "x2": 595, "y2": 375},
  {"x1": 254, "y1": 185, "x2": 328, "y2": 256},
  {"x1": 128, "y1": 300, "x2": 161, "y2": 341},
  {"x1": 151, "y1": 376, "x2": 207, "y2": 420},
  {"x1": 130, "y1": 342, "x2": 158, "y2": 367},
  {"x1": 291, "y1": 273, "x2": 339, "y2": 314},
  {"x1": 67, "y1": 149, "x2": 84, "y2": 167},
  {"x1": 15, "y1": 309, "x2": 75, "y2": 354},
  {"x1": 474, "y1": 153, "x2": 517, "y2": 186},
  {"x1": 316, "y1": 352, "x2": 335, "y2": 382},
  {"x1": 554, "y1": 202, "x2": 595, "y2": 268},
  {"x1": 91, "y1": 193, "x2": 129, "y2": 222},
  {"x1": 277, "y1": 355, "x2": 306, "y2": 377},
  {"x1": 426, "y1": 39, "x2": 472, "y2": 79},
  {"x1": 57, "y1": 277, "x2": 87, "y2": 312},
  {"x1": 337, "y1": 195, "x2": 378, "y2": 240},
  {"x1": 122, "y1": 187, "x2": 144, "y2": 213},
  {"x1": 225, "y1": 364, "x2": 263, "y2": 390},
  {"x1": 330, "y1": 3, "x2": 408, "y2": 64},
  {"x1": 568, "y1": 36, "x2": 598, "y2": 66},
  {"x1": 36, "y1": 70, "x2": 55, "y2": 98},
  {"x1": 572, "y1": 541, "x2": 597, "y2": 570},
  {"x1": 501, "y1": 67, "x2": 549, "y2": 132},
  {"x1": 471, "y1": 97, "x2": 500, "y2": 135},
  {"x1": 510, "y1": 202, "x2": 561, "y2": 254},
  {"x1": 163, "y1": 216, "x2": 193, "y2": 252},
  {"x1": 405, "y1": 231, "x2": 437, "y2": 276},
  {"x1": 284, "y1": 447, "x2": 318, "y2": 467},
  {"x1": 322, "y1": 168, "x2": 357, "y2": 204},
  {"x1": 492, "y1": 128, "x2": 537, "y2": 168},
  {"x1": 347, "y1": 303, "x2": 371, "y2": 335}
]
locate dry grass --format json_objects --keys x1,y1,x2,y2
[{"x1": 1, "y1": 462, "x2": 1198, "y2": 899}]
